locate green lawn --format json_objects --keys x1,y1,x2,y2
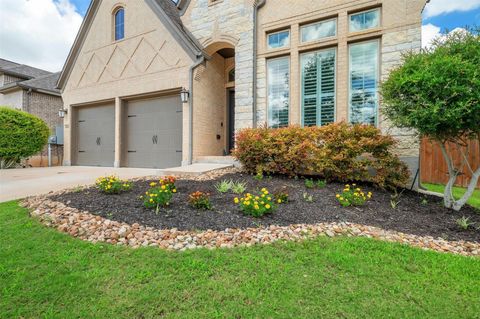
[
  {"x1": 423, "y1": 183, "x2": 480, "y2": 209},
  {"x1": 1, "y1": 201, "x2": 479, "y2": 318}
]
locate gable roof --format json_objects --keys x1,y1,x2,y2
[
  {"x1": 0, "y1": 58, "x2": 52, "y2": 79},
  {"x1": 57, "y1": 0, "x2": 205, "y2": 91}
]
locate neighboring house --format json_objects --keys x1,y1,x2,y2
[
  {"x1": 0, "y1": 58, "x2": 63, "y2": 166},
  {"x1": 58, "y1": 0, "x2": 426, "y2": 174}
]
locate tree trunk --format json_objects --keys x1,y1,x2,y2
[
  {"x1": 452, "y1": 166, "x2": 480, "y2": 211},
  {"x1": 438, "y1": 142, "x2": 455, "y2": 209}
]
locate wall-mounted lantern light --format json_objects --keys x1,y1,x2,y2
[
  {"x1": 180, "y1": 88, "x2": 190, "y2": 104},
  {"x1": 58, "y1": 108, "x2": 68, "y2": 118}
]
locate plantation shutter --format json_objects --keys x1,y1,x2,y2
[
  {"x1": 301, "y1": 49, "x2": 336, "y2": 126},
  {"x1": 349, "y1": 40, "x2": 379, "y2": 125}
]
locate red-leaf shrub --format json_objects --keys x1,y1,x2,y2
[{"x1": 232, "y1": 123, "x2": 410, "y2": 189}]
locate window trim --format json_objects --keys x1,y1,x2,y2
[
  {"x1": 267, "y1": 29, "x2": 291, "y2": 50},
  {"x1": 347, "y1": 39, "x2": 380, "y2": 126},
  {"x1": 300, "y1": 17, "x2": 337, "y2": 44},
  {"x1": 348, "y1": 8, "x2": 381, "y2": 33},
  {"x1": 266, "y1": 56, "x2": 291, "y2": 128},
  {"x1": 300, "y1": 47, "x2": 337, "y2": 127},
  {"x1": 113, "y1": 6, "x2": 125, "y2": 42}
]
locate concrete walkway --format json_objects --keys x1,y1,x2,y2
[{"x1": 0, "y1": 164, "x2": 231, "y2": 202}]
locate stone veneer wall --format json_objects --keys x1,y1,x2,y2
[{"x1": 181, "y1": 0, "x2": 255, "y2": 131}]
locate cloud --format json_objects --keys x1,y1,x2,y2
[
  {"x1": 423, "y1": 0, "x2": 480, "y2": 19},
  {"x1": 422, "y1": 24, "x2": 442, "y2": 48},
  {"x1": 422, "y1": 24, "x2": 469, "y2": 49},
  {"x1": 0, "y1": 0, "x2": 83, "y2": 72}
]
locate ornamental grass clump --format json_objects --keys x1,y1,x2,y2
[
  {"x1": 336, "y1": 184, "x2": 372, "y2": 207},
  {"x1": 189, "y1": 191, "x2": 212, "y2": 210},
  {"x1": 234, "y1": 188, "x2": 275, "y2": 217},
  {"x1": 95, "y1": 175, "x2": 132, "y2": 194},
  {"x1": 141, "y1": 177, "x2": 177, "y2": 213}
]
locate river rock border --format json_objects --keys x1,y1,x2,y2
[{"x1": 20, "y1": 196, "x2": 480, "y2": 257}]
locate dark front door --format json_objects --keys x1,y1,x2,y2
[{"x1": 228, "y1": 89, "x2": 235, "y2": 154}]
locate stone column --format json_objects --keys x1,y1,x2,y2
[{"x1": 114, "y1": 97, "x2": 123, "y2": 168}]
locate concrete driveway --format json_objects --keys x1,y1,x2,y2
[{"x1": 0, "y1": 166, "x2": 160, "y2": 202}]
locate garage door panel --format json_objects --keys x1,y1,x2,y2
[
  {"x1": 126, "y1": 95, "x2": 182, "y2": 169},
  {"x1": 76, "y1": 104, "x2": 115, "y2": 167}
]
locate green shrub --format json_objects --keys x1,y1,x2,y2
[
  {"x1": 0, "y1": 107, "x2": 50, "y2": 162},
  {"x1": 232, "y1": 123, "x2": 409, "y2": 189}
]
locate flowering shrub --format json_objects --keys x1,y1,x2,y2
[
  {"x1": 336, "y1": 184, "x2": 372, "y2": 207},
  {"x1": 232, "y1": 123, "x2": 409, "y2": 189},
  {"x1": 273, "y1": 190, "x2": 289, "y2": 204},
  {"x1": 95, "y1": 175, "x2": 132, "y2": 194},
  {"x1": 189, "y1": 191, "x2": 212, "y2": 210},
  {"x1": 159, "y1": 176, "x2": 177, "y2": 192},
  {"x1": 141, "y1": 177, "x2": 177, "y2": 213},
  {"x1": 234, "y1": 188, "x2": 275, "y2": 217}
]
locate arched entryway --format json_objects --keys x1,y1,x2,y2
[{"x1": 192, "y1": 41, "x2": 236, "y2": 159}]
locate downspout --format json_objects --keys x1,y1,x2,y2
[
  {"x1": 252, "y1": 0, "x2": 266, "y2": 128},
  {"x1": 188, "y1": 56, "x2": 206, "y2": 165}
]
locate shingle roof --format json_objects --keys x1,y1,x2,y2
[
  {"x1": 19, "y1": 72, "x2": 61, "y2": 95},
  {"x1": 0, "y1": 58, "x2": 52, "y2": 79}
]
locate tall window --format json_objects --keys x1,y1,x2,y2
[
  {"x1": 267, "y1": 57, "x2": 290, "y2": 128},
  {"x1": 349, "y1": 9, "x2": 380, "y2": 32},
  {"x1": 349, "y1": 40, "x2": 379, "y2": 125},
  {"x1": 114, "y1": 8, "x2": 125, "y2": 41},
  {"x1": 301, "y1": 49, "x2": 336, "y2": 127}
]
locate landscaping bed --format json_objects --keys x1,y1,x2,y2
[{"x1": 50, "y1": 172, "x2": 480, "y2": 243}]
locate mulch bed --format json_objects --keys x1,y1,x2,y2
[{"x1": 50, "y1": 172, "x2": 480, "y2": 242}]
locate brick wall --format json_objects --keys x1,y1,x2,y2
[{"x1": 23, "y1": 91, "x2": 64, "y2": 161}]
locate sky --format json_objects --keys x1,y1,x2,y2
[{"x1": 0, "y1": 0, "x2": 479, "y2": 72}]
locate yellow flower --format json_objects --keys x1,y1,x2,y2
[
  {"x1": 339, "y1": 197, "x2": 344, "y2": 201},
  {"x1": 261, "y1": 194, "x2": 265, "y2": 198},
  {"x1": 254, "y1": 205, "x2": 259, "y2": 210},
  {"x1": 255, "y1": 196, "x2": 259, "y2": 200},
  {"x1": 345, "y1": 184, "x2": 350, "y2": 188},
  {"x1": 173, "y1": 189, "x2": 177, "y2": 193},
  {"x1": 277, "y1": 199, "x2": 282, "y2": 203},
  {"x1": 234, "y1": 198, "x2": 239, "y2": 204},
  {"x1": 267, "y1": 197, "x2": 271, "y2": 201},
  {"x1": 161, "y1": 185, "x2": 166, "y2": 190},
  {"x1": 261, "y1": 188, "x2": 266, "y2": 192},
  {"x1": 265, "y1": 204, "x2": 271, "y2": 209},
  {"x1": 150, "y1": 182, "x2": 157, "y2": 187},
  {"x1": 149, "y1": 199, "x2": 154, "y2": 203},
  {"x1": 264, "y1": 191, "x2": 269, "y2": 195},
  {"x1": 352, "y1": 183, "x2": 356, "y2": 186}
]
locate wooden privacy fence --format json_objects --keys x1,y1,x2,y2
[{"x1": 420, "y1": 138, "x2": 480, "y2": 188}]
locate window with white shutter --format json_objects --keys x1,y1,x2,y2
[
  {"x1": 267, "y1": 57, "x2": 290, "y2": 128},
  {"x1": 301, "y1": 48, "x2": 336, "y2": 127},
  {"x1": 349, "y1": 40, "x2": 379, "y2": 125}
]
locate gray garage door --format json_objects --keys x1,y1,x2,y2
[
  {"x1": 75, "y1": 104, "x2": 115, "y2": 167},
  {"x1": 126, "y1": 95, "x2": 182, "y2": 168}
]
